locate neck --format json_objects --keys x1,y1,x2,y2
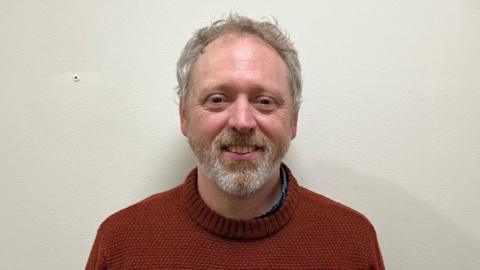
[{"x1": 197, "y1": 166, "x2": 281, "y2": 220}]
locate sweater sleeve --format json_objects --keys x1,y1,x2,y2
[
  {"x1": 85, "y1": 224, "x2": 108, "y2": 270},
  {"x1": 369, "y1": 228, "x2": 385, "y2": 270}
]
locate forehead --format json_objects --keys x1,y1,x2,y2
[
  {"x1": 190, "y1": 34, "x2": 290, "y2": 96},
  {"x1": 200, "y1": 34, "x2": 283, "y2": 68}
]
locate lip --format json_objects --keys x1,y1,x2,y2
[{"x1": 222, "y1": 148, "x2": 263, "y2": 161}]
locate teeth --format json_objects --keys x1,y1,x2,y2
[{"x1": 226, "y1": 145, "x2": 256, "y2": 154}]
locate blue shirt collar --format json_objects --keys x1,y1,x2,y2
[{"x1": 256, "y1": 164, "x2": 288, "y2": 218}]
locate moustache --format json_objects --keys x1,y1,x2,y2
[{"x1": 214, "y1": 131, "x2": 268, "y2": 148}]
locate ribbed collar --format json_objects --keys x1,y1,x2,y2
[{"x1": 182, "y1": 164, "x2": 299, "y2": 240}]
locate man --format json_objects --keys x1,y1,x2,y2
[{"x1": 86, "y1": 14, "x2": 384, "y2": 269}]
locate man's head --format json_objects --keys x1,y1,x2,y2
[{"x1": 177, "y1": 14, "x2": 302, "y2": 197}]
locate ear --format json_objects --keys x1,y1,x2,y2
[
  {"x1": 290, "y1": 109, "x2": 299, "y2": 139},
  {"x1": 179, "y1": 102, "x2": 188, "y2": 137}
]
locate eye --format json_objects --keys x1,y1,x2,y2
[
  {"x1": 259, "y1": 97, "x2": 273, "y2": 105},
  {"x1": 210, "y1": 96, "x2": 224, "y2": 104},
  {"x1": 255, "y1": 96, "x2": 277, "y2": 111},
  {"x1": 204, "y1": 94, "x2": 228, "y2": 110}
]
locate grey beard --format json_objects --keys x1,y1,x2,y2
[
  {"x1": 188, "y1": 130, "x2": 290, "y2": 197},
  {"x1": 199, "y1": 155, "x2": 276, "y2": 197}
]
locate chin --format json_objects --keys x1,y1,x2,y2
[{"x1": 203, "y1": 158, "x2": 276, "y2": 197}]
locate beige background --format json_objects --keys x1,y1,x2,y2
[{"x1": 1, "y1": 0, "x2": 479, "y2": 269}]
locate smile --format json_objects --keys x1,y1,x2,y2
[{"x1": 225, "y1": 145, "x2": 260, "y2": 154}]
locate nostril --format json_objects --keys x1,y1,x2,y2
[{"x1": 231, "y1": 126, "x2": 255, "y2": 134}]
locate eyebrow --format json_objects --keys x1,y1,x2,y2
[
  {"x1": 197, "y1": 83, "x2": 288, "y2": 105},
  {"x1": 198, "y1": 81, "x2": 284, "y2": 96}
]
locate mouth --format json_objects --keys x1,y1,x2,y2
[
  {"x1": 221, "y1": 145, "x2": 264, "y2": 161},
  {"x1": 224, "y1": 145, "x2": 261, "y2": 154}
]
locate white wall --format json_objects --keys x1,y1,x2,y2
[{"x1": 1, "y1": 0, "x2": 479, "y2": 269}]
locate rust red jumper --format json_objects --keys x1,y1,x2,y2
[{"x1": 86, "y1": 166, "x2": 385, "y2": 269}]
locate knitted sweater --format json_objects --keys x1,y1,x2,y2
[{"x1": 86, "y1": 166, "x2": 385, "y2": 269}]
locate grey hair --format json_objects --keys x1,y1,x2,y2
[{"x1": 176, "y1": 14, "x2": 302, "y2": 110}]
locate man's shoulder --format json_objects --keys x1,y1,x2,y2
[
  {"x1": 296, "y1": 186, "x2": 376, "y2": 232},
  {"x1": 99, "y1": 184, "x2": 184, "y2": 231}
]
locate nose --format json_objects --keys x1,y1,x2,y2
[{"x1": 228, "y1": 97, "x2": 256, "y2": 133}]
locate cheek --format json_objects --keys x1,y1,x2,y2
[
  {"x1": 256, "y1": 114, "x2": 294, "y2": 140},
  {"x1": 190, "y1": 111, "x2": 228, "y2": 139}
]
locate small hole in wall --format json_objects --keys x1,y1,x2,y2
[{"x1": 73, "y1": 75, "x2": 80, "y2": 82}]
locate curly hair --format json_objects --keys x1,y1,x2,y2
[{"x1": 176, "y1": 14, "x2": 302, "y2": 110}]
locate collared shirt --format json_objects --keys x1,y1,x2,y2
[{"x1": 256, "y1": 165, "x2": 288, "y2": 218}]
